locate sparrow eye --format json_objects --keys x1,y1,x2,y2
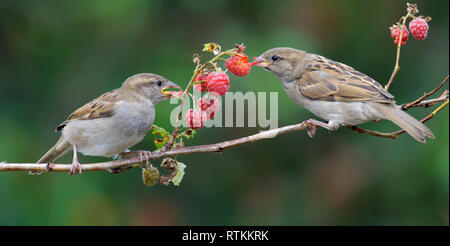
[
  {"x1": 156, "y1": 81, "x2": 162, "y2": 86},
  {"x1": 271, "y1": 55, "x2": 281, "y2": 61}
]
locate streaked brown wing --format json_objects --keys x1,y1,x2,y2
[
  {"x1": 297, "y1": 55, "x2": 395, "y2": 103},
  {"x1": 56, "y1": 89, "x2": 121, "y2": 131}
]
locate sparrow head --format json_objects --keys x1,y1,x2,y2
[
  {"x1": 122, "y1": 73, "x2": 181, "y2": 104},
  {"x1": 253, "y1": 47, "x2": 307, "y2": 82}
]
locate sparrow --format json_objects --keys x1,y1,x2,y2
[
  {"x1": 253, "y1": 47, "x2": 434, "y2": 143},
  {"x1": 37, "y1": 73, "x2": 180, "y2": 174}
]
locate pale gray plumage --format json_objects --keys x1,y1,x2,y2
[
  {"x1": 254, "y1": 47, "x2": 434, "y2": 143},
  {"x1": 37, "y1": 73, "x2": 180, "y2": 174}
]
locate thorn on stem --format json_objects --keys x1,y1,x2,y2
[
  {"x1": 46, "y1": 163, "x2": 54, "y2": 171},
  {"x1": 107, "y1": 165, "x2": 134, "y2": 174},
  {"x1": 215, "y1": 147, "x2": 224, "y2": 154}
]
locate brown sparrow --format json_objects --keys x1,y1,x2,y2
[
  {"x1": 37, "y1": 73, "x2": 180, "y2": 174},
  {"x1": 253, "y1": 47, "x2": 434, "y2": 143}
]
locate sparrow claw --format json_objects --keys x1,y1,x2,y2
[
  {"x1": 304, "y1": 119, "x2": 331, "y2": 137},
  {"x1": 306, "y1": 126, "x2": 316, "y2": 138},
  {"x1": 138, "y1": 152, "x2": 144, "y2": 169},
  {"x1": 306, "y1": 119, "x2": 331, "y2": 129},
  {"x1": 69, "y1": 145, "x2": 82, "y2": 175},
  {"x1": 69, "y1": 159, "x2": 82, "y2": 175}
]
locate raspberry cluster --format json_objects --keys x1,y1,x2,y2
[
  {"x1": 184, "y1": 44, "x2": 255, "y2": 130},
  {"x1": 184, "y1": 96, "x2": 221, "y2": 129},
  {"x1": 187, "y1": 70, "x2": 229, "y2": 129},
  {"x1": 389, "y1": 17, "x2": 430, "y2": 46}
]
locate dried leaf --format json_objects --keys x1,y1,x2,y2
[
  {"x1": 407, "y1": 3, "x2": 419, "y2": 15},
  {"x1": 142, "y1": 166, "x2": 160, "y2": 187},
  {"x1": 181, "y1": 128, "x2": 196, "y2": 139},
  {"x1": 193, "y1": 54, "x2": 201, "y2": 64},
  {"x1": 171, "y1": 161, "x2": 186, "y2": 186},
  {"x1": 203, "y1": 43, "x2": 221, "y2": 55}
]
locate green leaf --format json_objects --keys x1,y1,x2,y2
[
  {"x1": 154, "y1": 135, "x2": 169, "y2": 149},
  {"x1": 152, "y1": 125, "x2": 170, "y2": 149},
  {"x1": 152, "y1": 124, "x2": 169, "y2": 137},
  {"x1": 178, "y1": 128, "x2": 196, "y2": 140}
]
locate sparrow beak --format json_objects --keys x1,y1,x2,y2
[
  {"x1": 252, "y1": 56, "x2": 271, "y2": 68},
  {"x1": 161, "y1": 81, "x2": 182, "y2": 98}
]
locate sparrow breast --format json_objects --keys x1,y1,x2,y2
[{"x1": 62, "y1": 98, "x2": 155, "y2": 157}]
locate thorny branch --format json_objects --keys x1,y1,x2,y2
[
  {"x1": 354, "y1": 4, "x2": 447, "y2": 140},
  {"x1": 1, "y1": 75, "x2": 448, "y2": 174},
  {"x1": 348, "y1": 75, "x2": 449, "y2": 139},
  {"x1": 0, "y1": 122, "x2": 311, "y2": 173},
  {"x1": 401, "y1": 75, "x2": 449, "y2": 110}
]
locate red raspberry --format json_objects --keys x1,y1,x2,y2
[
  {"x1": 390, "y1": 25, "x2": 409, "y2": 46},
  {"x1": 409, "y1": 18, "x2": 429, "y2": 40},
  {"x1": 193, "y1": 73, "x2": 207, "y2": 92},
  {"x1": 198, "y1": 96, "x2": 220, "y2": 119},
  {"x1": 184, "y1": 109, "x2": 207, "y2": 129},
  {"x1": 226, "y1": 52, "x2": 252, "y2": 76},
  {"x1": 205, "y1": 72, "x2": 230, "y2": 96}
]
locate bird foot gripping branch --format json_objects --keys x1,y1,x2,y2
[{"x1": 304, "y1": 119, "x2": 335, "y2": 138}]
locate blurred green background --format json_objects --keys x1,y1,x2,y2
[{"x1": 0, "y1": 0, "x2": 448, "y2": 225}]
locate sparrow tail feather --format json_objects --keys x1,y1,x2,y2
[
  {"x1": 374, "y1": 103, "x2": 435, "y2": 143},
  {"x1": 37, "y1": 137, "x2": 72, "y2": 163}
]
